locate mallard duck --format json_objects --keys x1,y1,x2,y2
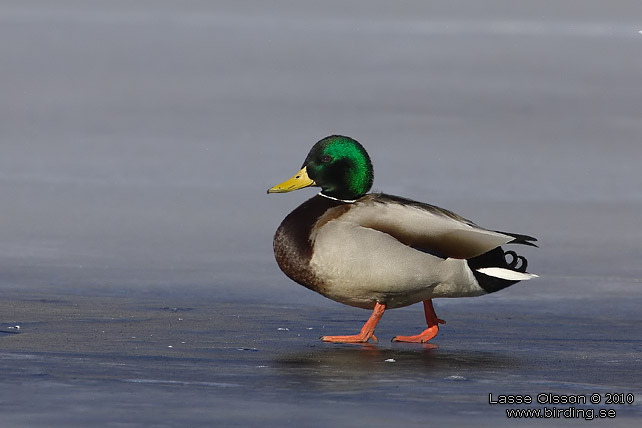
[{"x1": 268, "y1": 135, "x2": 537, "y2": 343}]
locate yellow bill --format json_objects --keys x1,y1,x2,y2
[{"x1": 267, "y1": 166, "x2": 316, "y2": 193}]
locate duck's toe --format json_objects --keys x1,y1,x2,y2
[
  {"x1": 392, "y1": 325, "x2": 439, "y2": 343},
  {"x1": 321, "y1": 333, "x2": 378, "y2": 343},
  {"x1": 320, "y1": 302, "x2": 385, "y2": 344}
]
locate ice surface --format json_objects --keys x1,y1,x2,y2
[{"x1": 1, "y1": 1, "x2": 641, "y2": 426}]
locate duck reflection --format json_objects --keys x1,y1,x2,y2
[{"x1": 273, "y1": 345, "x2": 515, "y2": 394}]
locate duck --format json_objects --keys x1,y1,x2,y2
[{"x1": 267, "y1": 135, "x2": 537, "y2": 343}]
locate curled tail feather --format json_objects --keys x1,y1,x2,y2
[{"x1": 467, "y1": 245, "x2": 537, "y2": 294}]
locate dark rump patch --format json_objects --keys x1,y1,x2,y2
[{"x1": 468, "y1": 247, "x2": 531, "y2": 294}]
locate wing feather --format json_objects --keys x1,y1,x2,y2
[{"x1": 330, "y1": 193, "x2": 519, "y2": 259}]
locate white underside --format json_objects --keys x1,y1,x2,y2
[{"x1": 309, "y1": 220, "x2": 487, "y2": 309}]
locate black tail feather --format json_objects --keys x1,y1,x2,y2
[
  {"x1": 496, "y1": 231, "x2": 539, "y2": 248},
  {"x1": 503, "y1": 250, "x2": 528, "y2": 272},
  {"x1": 468, "y1": 246, "x2": 532, "y2": 294}
]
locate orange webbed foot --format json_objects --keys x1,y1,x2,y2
[
  {"x1": 321, "y1": 333, "x2": 378, "y2": 343},
  {"x1": 392, "y1": 325, "x2": 439, "y2": 343},
  {"x1": 392, "y1": 300, "x2": 444, "y2": 344},
  {"x1": 320, "y1": 302, "x2": 385, "y2": 344}
]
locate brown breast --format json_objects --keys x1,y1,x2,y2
[{"x1": 273, "y1": 194, "x2": 345, "y2": 293}]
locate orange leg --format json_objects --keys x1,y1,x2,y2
[
  {"x1": 392, "y1": 299, "x2": 445, "y2": 343},
  {"x1": 321, "y1": 302, "x2": 386, "y2": 343}
]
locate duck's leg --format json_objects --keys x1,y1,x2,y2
[
  {"x1": 392, "y1": 299, "x2": 445, "y2": 343},
  {"x1": 321, "y1": 302, "x2": 386, "y2": 343}
]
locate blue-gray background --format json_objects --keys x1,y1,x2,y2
[
  {"x1": 3, "y1": 0, "x2": 641, "y2": 293},
  {"x1": 1, "y1": 1, "x2": 641, "y2": 427}
]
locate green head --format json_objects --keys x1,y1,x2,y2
[
  {"x1": 304, "y1": 135, "x2": 373, "y2": 199},
  {"x1": 268, "y1": 135, "x2": 374, "y2": 201}
]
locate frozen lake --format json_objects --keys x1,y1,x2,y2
[{"x1": 1, "y1": 1, "x2": 641, "y2": 426}]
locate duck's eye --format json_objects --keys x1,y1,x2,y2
[{"x1": 320, "y1": 155, "x2": 333, "y2": 163}]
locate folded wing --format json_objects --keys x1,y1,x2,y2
[{"x1": 327, "y1": 193, "x2": 533, "y2": 259}]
